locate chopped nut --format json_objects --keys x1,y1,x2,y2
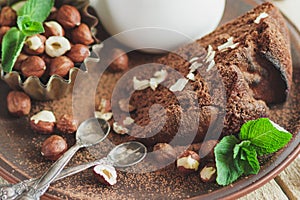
[
  {"x1": 56, "y1": 114, "x2": 78, "y2": 134},
  {"x1": 94, "y1": 111, "x2": 113, "y2": 121},
  {"x1": 133, "y1": 76, "x2": 150, "y2": 90},
  {"x1": 113, "y1": 122, "x2": 129, "y2": 135},
  {"x1": 177, "y1": 150, "x2": 200, "y2": 174},
  {"x1": 200, "y1": 163, "x2": 217, "y2": 182},
  {"x1": 93, "y1": 165, "x2": 117, "y2": 186},
  {"x1": 97, "y1": 98, "x2": 111, "y2": 113},
  {"x1": 169, "y1": 78, "x2": 189, "y2": 92}
]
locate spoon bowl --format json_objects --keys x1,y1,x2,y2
[
  {"x1": 108, "y1": 141, "x2": 147, "y2": 168},
  {"x1": 76, "y1": 118, "x2": 110, "y2": 147}
]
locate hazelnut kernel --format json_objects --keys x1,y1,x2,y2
[
  {"x1": 56, "y1": 5, "x2": 81, "y2": 29},
  {"x1": 200, "y1": 163, "x2": 217, "y2": 183},
  {"x1": 109, "y1": 48, "x2": 129, "y2": 72},
  {"x1": 13, "y1": 53, "x2": 28, "y2": 71},
  {"x1": 41, "y1": 135, "x2": 68, "y2": 161},
  {"x1": 0, "y1": 7, "x2": 17, "y2": 26},
  {"x1": 7, "y1": 91, "x2": 31, "y2": 117},
  {"x1": 66, "y1": 44, "x2": 90, "y2": 63},
  {"x1": 56, "y1": 114, "x2": 78, "y2": 134},
  {"x1": 177, "y1": 150, "x2": 200, "y2": 174},
  {"x1": 24, "y1": 34, "x2": 46, "y2": 55},
  {"x1": 44, "y1": 21, "x2": 65, "y2": 37},
  {"x1": 49, "y1": 56, "x2": 74, "y2": 77},
  {"x1": 21, "y1": 56, "x2": 46, "y2": 78},
  {"x1": 45, "y1": 36, "x2": 71, "y2": 57},
  {"x1": 93, "y1": 165, "x2": 117, "y2": 186},
  {"x1": 71, "y1": 23, "x2": 94, "y2": 45}
]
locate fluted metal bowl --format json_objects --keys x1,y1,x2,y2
[{"x1": 0, "y1": 0, "x2": 100, "y2": 100}]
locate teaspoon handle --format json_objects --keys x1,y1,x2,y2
[
  {"x1": 19, "y1": 143, "x2": 82, "y2": 199},
  {"x1": 0, "y1": 157, "x2": 112, "y2": 200}
]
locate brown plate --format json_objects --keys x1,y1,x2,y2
[{"x1": 0, "y1": 0, "x2": 300, "y2": 199}]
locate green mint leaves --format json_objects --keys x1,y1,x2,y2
[
  {"x1": 1, "y1": 0, "x2": 54, "y2": 73},
  {"x1": 17, "y1": 16, "x2": 45, "y2": 36},
  {"x1": 17, "y1": 0, "x2": 54, "y2": 22},
  {"x1": 1, "y1": 28, "x2": 26, "y2": 72},
  {"x1": 239, "y1": 118, "x2": 292, "y2": 156},
  {"x1": 215, "y1": 118, "x2": 292, "y2": 186}
]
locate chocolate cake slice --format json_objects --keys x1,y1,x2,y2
[{"x1": 115, "y1": 2, "x2": 292, "y2": 147}]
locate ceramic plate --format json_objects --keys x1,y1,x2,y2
[{"x1": 0, "y1": 0, "x2": 299, "y2": 199}]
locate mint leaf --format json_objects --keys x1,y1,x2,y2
[
  {"x1": 17, "y1": 16, "x2": 44, "y2": 36},
  {"x1": 233, "y1": 141, "x2": 260, "y2": 175},
  {"x1": 1, "y1": 28, "x2": 26, "y2": 73},
  {"x1": 239, "y1": 118, "x2": 292, "y2": 156},
  {"x1": 215, "y1": 135, "x2": 243, "y2": 186},
  {"x1": 17, "y1": 0, "x2": 54, "y2": 22}
]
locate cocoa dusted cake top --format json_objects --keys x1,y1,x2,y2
[{"x1": 114, "y1": 2, "x2": 292, "y2": 147}]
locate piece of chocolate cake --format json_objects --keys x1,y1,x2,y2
[{"x1": 114, "y1": 2, "x2": 292, "y2": 147}]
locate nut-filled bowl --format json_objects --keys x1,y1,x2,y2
[{"x1": 0, "y1": 0, "x2": 100, "y2": 100}]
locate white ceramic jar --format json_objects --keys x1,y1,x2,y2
[{"x1": 90, "y1": 0, "x2": 226, "y2": 53}]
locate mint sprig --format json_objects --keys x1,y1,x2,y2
[
  {"x1": 215, "y1": 118, "x2": 292, "y2": 186},
  {"x1": 1, "y1": 0, "x2": 54, "y2": 73}
]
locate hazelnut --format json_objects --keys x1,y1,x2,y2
[
  {"x1": 30, "y1": 110, "x2": 56, "y2": 134},
  {"x1": 45, "y1": 36, "x2": 71, "y2": 57},
  {"x1": 118, "y1": 98, "x2": 136, "y2": 112},
  {"x1": 49, "y1": 56, "x2": 74, "y2": 77},
  {"x1": 41, "y1": 135, "x2": 68, "y2": 161},
  {"x1": 93, "y1": 165, "x2": 117, "y2": 186},
  {"x1": 0, "y1": 26, "x2": 10, "y2": 43},
  {"x1": 23, "y1": 34, "x2": 46, "y2": 55},
  {"x1": 200, "y1": 163, "x2": 217, "y2": 183},
  {"x1": 71, "y1": 23, "x2": 94, "y2": 45},
  {"x1": 56, "y1": 5, "x2": 81, "y2": 29},
  {"x1": 113, "y1": 122, "x2": 129, "y2": 135},
  {"x1": 7, "y1": 91, "x2": 31, "y2": 117},
  {"x1": 176, "y1": 150, "x2": 200, "y2": 174},
  {"x1": 94, "y1": 112, "x2": 113, "y2": 121},
  {"x1": 199, "y1": 140, "x2": 218, "y2": 160},
  {"x1": 44, "y1": 21, "x2": 65, "y2": 37},
  {"x1": 66, "y1": 44, "x2": 90, "y2": 63},
  {"x1": 21, "y1": 56, "x2": 46, "y2": 78},
  {"x1": 97, "y1": 98, "x2": 111, "y2": 113},
  {"x1": 109, "y1": 48, "x2": 129, "y2": 72},
  {"x1": 56, "y1": 114, "x2": 78, "y2": 134},
  {"x1": 153, "y1": 143, "x2": 177, "y2": 164},
  {"x1": 13, "y1": 53, "x2": 28, "y2": 71},
  {"x1": 0, "y1": 7, "x2": 17, "y2": 26}
]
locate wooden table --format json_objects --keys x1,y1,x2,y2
[{"x1": 1, "y1": 0, "x2": 299, "y2": 199}]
